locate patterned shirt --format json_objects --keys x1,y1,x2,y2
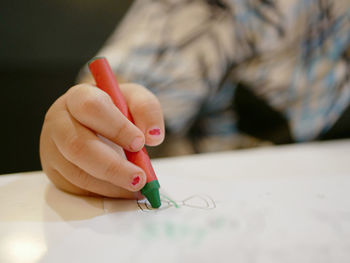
[{"x1": 81, "y1": 0, "x2": 350, "y2": 153}]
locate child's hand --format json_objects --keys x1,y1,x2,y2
[{"x1": 40, "y1": 83, "x2": 164, "y2": 198}]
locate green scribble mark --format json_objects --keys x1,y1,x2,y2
[
  {"x1": 164, "y1": 222, "x2": 175, "y2": 238},
  {"x1": 143, "y1": 223, "x2": 158, "y2": 240},
  {"x1": 193, "y1": 227, "x2": 208, "y2": 246},
  {"x1": 211, "y1": 217, "x2": 226, "y2": 229},
  {"x1": 140, "y1": 219, "x2": 215, "y2": 247},
  {"x1": 160, "y1": 193, "x2": 180, "y2": 208}
]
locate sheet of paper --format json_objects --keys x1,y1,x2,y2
[{"x1": 0, "y1": 140, "x2": 350, "y2": 263}]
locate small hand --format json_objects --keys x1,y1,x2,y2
[{"x1": 40, "y1": 83, "x2": 164, "y2": 198}]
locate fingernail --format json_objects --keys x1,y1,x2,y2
[
  {"x1": 130, "y1": 136, "x2": 144, "y2": 151},
  {"x1": 148, "y1": 127, "x2": 161, "y2": 136},
  {"x1": 131, "y1": 175, "x2": 141, "y2": 186}
]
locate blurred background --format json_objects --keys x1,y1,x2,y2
[
  {"x1": 0, "y1": 0, "x2": 133, "y2": 174},
  {"x1": 1, "y1": 0, "x2": 349, "y2": 174}
]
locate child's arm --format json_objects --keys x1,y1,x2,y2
[{"x1": 40, "y1": 83, "x2": 164, "y2": 198}]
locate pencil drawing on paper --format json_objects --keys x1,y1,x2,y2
[{"x1": 137, "y1": 193, "x2": 216, "y2": 212}]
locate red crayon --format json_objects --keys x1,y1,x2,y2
[{"x1": 88, "y1": 57, "x2": 161, "y2": 208}]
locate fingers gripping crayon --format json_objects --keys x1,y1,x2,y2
[{"x1": 88, "y1": 57, "x2": 161, "y2": 208}]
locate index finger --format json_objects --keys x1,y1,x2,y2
[{"x1": 66, "y1": 84, "x2": 145, "y2": 152}]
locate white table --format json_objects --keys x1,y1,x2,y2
[{"x1": 0, "y1": 140, "x2": 350, "y2": 263}]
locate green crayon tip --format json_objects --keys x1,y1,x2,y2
[{"x1": 141, "y1": 180, "x2": 161, "y2": 208}]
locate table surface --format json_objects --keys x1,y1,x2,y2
[{"x1": 1, "y1": 140, "x2": 350, "y2": 263}]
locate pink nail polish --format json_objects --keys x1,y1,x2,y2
[
  {"x1": 149, "y1": 128, "x2": 161, "y2": 136},
  {"x1": 131, "y1": 175, "x2": 140, "y2": 186}
]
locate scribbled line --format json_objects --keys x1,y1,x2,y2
[{"x1": 137, "y1": 194, "x2": 216, "y2": 212}]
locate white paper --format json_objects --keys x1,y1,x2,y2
[{"x1": 0, "y1": 140, "x2": 350, "y2": 263}]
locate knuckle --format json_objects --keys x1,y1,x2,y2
[
  {"x1": 112, "y1": 120, "x2": 131, "y2": 141},
  {"x1": 79, "y1": 96, "x2": 101, "y2": 116},
  {"x1": 68, "y1": 84, "x2": 91, "y2": 102},
  {"x1": 68, "y1": 84, "x2": 109, "y2": 117},
  {"x1": 65, "y1": 134, "x2": 86, "y2": 160},
  {"x1": 78, "y1": 94, "x2": 104, "y2": 117}
]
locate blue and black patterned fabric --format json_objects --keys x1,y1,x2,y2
[{"x1": 82, "y1": 0, "x2": 350, "y2": 153}]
